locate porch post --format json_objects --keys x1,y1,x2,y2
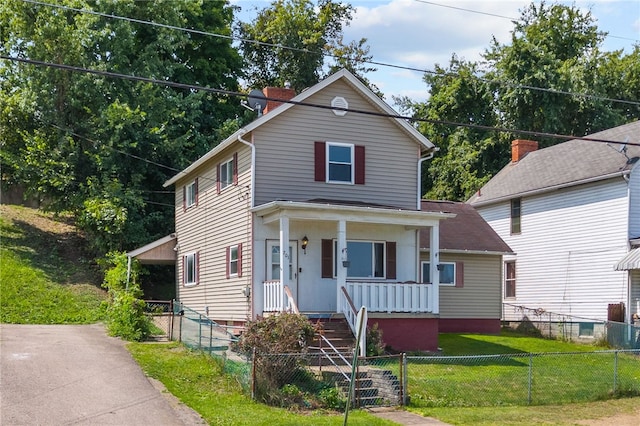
[
  {"x1": 280, "y1": 216, "x2": 290, "y2": 311},
  {"x1": 336, "y1": 220, "x2": 347, "y2": 312},
  {"x1": 430, "y1": 222, "x2": 440, "y2": 314}
]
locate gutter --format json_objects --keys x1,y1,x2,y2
[
  {"x1": 417, "y1": 149, "x2": 436, "y2": 210},
  {"x1": 236, "y1": 129, "x2": 255, "y2": 208}
]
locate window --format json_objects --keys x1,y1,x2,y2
[
  {"x1": 226, "y1": 243, "x2": 242, "y2": 278},
  {"x1": 183, "y1": 178, "x2": 198, "y2": 210},
  {"x1": 505, "y1": 261, "x2": 516, "y2": 298},
  {"x1": 422, "y1": 262, "x2": 456, "y2": 286},
  {"x1": 510, "y1": 198, "x2": 521, "y2": 234},
  {"x1": 579, "y1": 322, "x2": 594, "y2": 337},
  {"x1": 314, "y1": 141, "x2": 365, "y2": 184},
  {"x1": 183, "y1": 252, "x2": 199, "y2": 286},
  {"x1": 322, "y1": 240, "x2": 395, "y2": 279},
  {"x1": 217, "y1": 153, "x2": 238, "y2": 193}
]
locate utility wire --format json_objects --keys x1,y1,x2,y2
[
  {"x1": 18, "y1": 0, "x2": 640, "y2": 107},
  {"x1": 4, "y1": 55, "x2": 639, "y2": 148}
]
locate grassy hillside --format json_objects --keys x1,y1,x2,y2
[{"x1": 0, "y1": 205, "x2": 106, "y2": 323}]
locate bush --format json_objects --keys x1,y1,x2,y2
[
  {"x1": 366, "y1": 323, "x2": 386, "y2": 356},
  {"x1": 236, "y1": 313, "x2": 319, "y2": 355}
]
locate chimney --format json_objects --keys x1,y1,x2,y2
[
  {"x1": 511, "y1": 139, "x2": 538, "y2": 162},
  {"x1": 262, "y1": 84, "x2": 296, "y2": 114}
]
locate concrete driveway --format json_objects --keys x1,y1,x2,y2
[{"x1": 1, "y1": 323, "x2": 205, "y2": 425}]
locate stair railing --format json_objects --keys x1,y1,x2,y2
[
  {"x1": 283, "y1": 285, "x2": 299, "y2": 314},
  {"x1": 312, "y1": 333, "x2": 352, "y2": 382},
  {"x1": 340, "y1": 286, "x2": 366, "y2": 357}
]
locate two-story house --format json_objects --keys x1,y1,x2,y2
[{"x1": 468, "y1": 121, "x2": 640, "y2": 330}]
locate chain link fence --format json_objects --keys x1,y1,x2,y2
[
  {"x1": 143, "y1": 300, "x2": 173, "y2": 339},
  {"x1": 502, "y1": 303, "x2": 640, "y2": 349},
  {"x1": 407, "y1": 349, "x2": 640, "y2": 407}
]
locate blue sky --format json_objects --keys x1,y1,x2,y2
[{"x1": 232, "y1": 0, "x2": 640, "y2": 105}]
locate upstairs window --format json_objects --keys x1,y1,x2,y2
[
  {"x1": 510, "y1": 198, "x2": 521, "y2": 234},
  {"x1": 183, "y1": 178, "x2": 198, "y2": 210},
  {"x1": 315, "y1": 141, "x2": 365, "y2": 184},
  {"x1": 217, "y1": 153, "x2": 238, "y2": 193}
]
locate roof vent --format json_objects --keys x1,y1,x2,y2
[{"x1": 331, "y1": 96, "x2": 348, "y2": 116}]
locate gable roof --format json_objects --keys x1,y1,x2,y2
[
  {"x1": 165, "y1": 69, "x2": 435, "y2": 187},
  {"x1": 468, "y1": 120, "x2": 640, "y2": 207},
  {"x1": 420, "y1": 200, "x2": 513, "y2": 254}
]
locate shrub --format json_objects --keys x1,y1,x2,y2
[
  {"x1": 366, "y1": 322, "x2": 386, "y2": 356},
  {"x1": 236, "y1": 313, "x2": 319, "y2": 355}
]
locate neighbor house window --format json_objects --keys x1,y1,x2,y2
[
  {"x1": 314, "y1": 141, "x2": 365, "y2": 184},
  {"x1": 422, "y1": 262, "x2": 456, "y2": 286},
  {"x1": 510, "y1": 198, "x2": 521, "y2": 234},
  {"x1": 217, "y1": 153, "x2": 238, "y2": 193},
  {"x1": 226, "y1": 243, "x2": 242, "y2": 278},
  {"x1": 183, "y1": 252, "x2": 199, "y2": 286},
  {"x1": 183, "y1": 178, "x2": 198, "y2": 210},
  {"x1": 321, "y1": 240, "x2": 395, "y2": 279},
  {"x1": 505, "y1": 261, "x2": 516, "y2": 298},
  {"x1": 579, "y1": 322, "x2": 594, "y2": 337}
]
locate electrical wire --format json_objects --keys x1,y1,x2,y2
[
  {"x1": 4, "y1": 54, "x2": 639, "y2": 147},
  {"x1": 17, "y1": 0, "x2": 640, "y2": 107}
]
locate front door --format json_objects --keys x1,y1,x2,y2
[{"x1": 266, "y1": 240, "x2": 298, "y2": 302}]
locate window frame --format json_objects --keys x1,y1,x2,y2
[
  {"x1": 183, "y1": 252, "x2": 199, "y2": 287},
  {"x1": 505, "y1": 261, "x2": 516, "y2": 298},
  {"x1": 184, "y1": 179, "x2": 198, "y2": 210},
  {"x1": 510, "y1": 198, "x2": 521, "y2": 234},
  {"x1": 226, "y1": 243, "x2": 242, "y2": 279},
  {"x1": 326, "y1": 142, "x2": 354, "y2": 184},
  {"x1": 421, "y1": 261, "x2": 456, "y2": 286},
  {"x1": 220, "y1": 157, "x2": 235, "y2": 190}
]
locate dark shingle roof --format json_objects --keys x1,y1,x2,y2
[
  {"x1": 468, "y1": 120, "x2": 640, "y2": 206},
  {"x1": 420, "y1": 200, "x2": 513, "y2": 253}
]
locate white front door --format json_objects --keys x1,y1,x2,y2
[{"x1": 266, "y1": 241, "x2": 298, "y2": 300}]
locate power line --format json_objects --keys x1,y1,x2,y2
[
  {"x1": 18, "y1": 0, "x2": 640, "y2": 107},
  {"x1": 4, "y1": 54, "x2": 639, "y2": 148}
]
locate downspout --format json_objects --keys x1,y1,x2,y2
[
  {"x1": 417, "y1": 150, "x2": 436, "y2": 210},
  {"x1": 237, "y1": 130, "x2": 256, "y2": 320}
]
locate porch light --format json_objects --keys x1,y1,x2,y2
[{"x1": 301, "y1": 235, "x2": 309, "y2": 253}]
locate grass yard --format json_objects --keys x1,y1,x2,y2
[
  {"x1": 0, "y1": 205, "x2": 106, "y2": 323},
  {"x1": 128, "y1": 342, "x2": 395, "y2": 426}
]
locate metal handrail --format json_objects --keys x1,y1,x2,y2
[{"x1": 309, "y1": 333, "x2": 352, "y2": 382}]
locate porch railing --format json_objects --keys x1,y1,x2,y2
[
  {"x1": 339, "y1": 287, "x2": 366, "y2": 357},
  {"x1": 263, "y1": 280, "x2": 297, "y2": 313},
  {"x1": 346, "y1": 281, "x2": 433, "y2": 313}
]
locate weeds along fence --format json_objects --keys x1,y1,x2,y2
[
  {"x1": 407, "y1": 349, "x2": 640, "y2": 407},
  {"x1": 502, "y1": 303, "x2": 640, "y2": 349},
  {"x1": 170, "y1": 302, "x2": 251, "y2": 392}
]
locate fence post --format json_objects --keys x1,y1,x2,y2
[
  {"x1": 528, "y1": 354, "x2": 533, "y2": 405},
  {"x1": 613, "y1": 350, "x2": 619, "y2": 393},
  {"x1": 400, "y1": 353, "x2": 406, "y2": 406},
  {"x1": 198, "y1": 314, "x2": 202, "y2": 350},
  {"x1": 209, "y1": 321, "x2": 213, "y2": 355},
  {"x1": 251, "y1": 348, "x2": 257, "y2": 400}
]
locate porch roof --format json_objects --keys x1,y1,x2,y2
[
  {"x1": 614, "y1": 248, "x2": 640, "y2": 271},
  {"x1": 252, "y1": 200, "x2": 455, "y2": 227},
  {"x1": 127, "y1": 234, "x2": 177, "y2": 265}
]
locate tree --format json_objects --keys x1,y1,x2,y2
[
  {"x1": 237, "y1": 0, "x2": 377, "y2": 94},
  {"x1": 1, "y1": 0, "x2": 243, "y2": 254}
]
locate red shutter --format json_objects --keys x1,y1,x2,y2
[
  {"x1": 216, "y1": 163, "x2": 221, "y2": 194},
  {"x1": 225, "y1": 246, "x2": 230, "y2": 279},
  {"x1": 233, "y1": 152, "x2": 238, "y2": 185},
  {"x1": 237, "y1": 243, "x2": 243, "y2": 278},
  {"x1": 194, "y1": 178, "x2": 199, "y2": 206},
  {"x1": 455, "y1": 261, "x2": 464, "y2": 288},
  {"x1": 314, "y1": 141, "x2": 326, "y2": 182},
  {"x1": 386, "y1": 241, "x2": 396, "y2": 279},
  {"x1": 355, "y1": 145, "x2": 365, "y2": 185},
  {"x1": 195, "y1": 252, "x2": 200, "y2": 284},
  {"x1": 182, "y1": 186, "x2": 186, "y2": 212},
  {"x1": 321, "y1": 239, "x2": 333, "y2": 278}
]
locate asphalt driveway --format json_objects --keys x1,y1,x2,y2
[{"x1": 0, "y1": 323, "x2": 205, "y2": 425}]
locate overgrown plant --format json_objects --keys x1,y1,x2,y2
[
  {"x1": 366, "y1": 322, "x2": 386, "y2": 356},
  {"x1": 100, "y1": 251, "x2": 151, "y2": 341}
]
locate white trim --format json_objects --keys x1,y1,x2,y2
[{"x1": 326, "y1": 142, "x2": 354, "y2": 184}]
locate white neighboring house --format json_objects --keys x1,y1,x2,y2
[{"x1": 468, "y1": 121, "x2": 640, "y2": 326}]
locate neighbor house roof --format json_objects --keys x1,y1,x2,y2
[
  {"x1": 165, "y1": 69, "x2": 436, "y2": 187},
  {"x1": 468, "y1": 120, "x2": 640, "y2": 207},
  {"x1": 420, "y1": 200, "x2": 513, "y2": 254}
]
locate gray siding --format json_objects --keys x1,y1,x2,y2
[
  {"x1": 174, "y1": 144, "x2": 253, "y2": 322},
  {"x1": 253, "y1": 79, "x2": 420, "y2": 210},
  {"x1": 477, "y1": 179, "x2": 630, "y2": 321},
  {"x1": 631, "y1": 270, "x2": 640, "y2": 317},
  {"x1": 426, "y1": 253, "x2": 502, "y2": 319},
  {"x1": 629, "y1": 164, "x2": 640, "y2": 239}
]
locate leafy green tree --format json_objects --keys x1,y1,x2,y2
[
  {"x1": 237, "y1": 0, "x2": 376, "y2": 93},
  {"x1": 1, "y1": 0, "x2": 243, "y2": 253}
]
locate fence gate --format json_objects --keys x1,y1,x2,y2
[{"x1": 608, "y1": 303, "x2": 625, "y2": 322}]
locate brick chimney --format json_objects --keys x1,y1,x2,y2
[
  {"x1": 511, "y1": 139, "x2": 538, "y2": 162},
  {"x1": 262, "y1": 85, "x2": 296, "y2": 114}
]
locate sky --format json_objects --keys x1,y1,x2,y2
[{"x1": 232, "y1": 0, "x2": 640, "y2": 106}]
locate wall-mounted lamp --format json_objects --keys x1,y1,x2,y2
[{"x1": 301, "y1": 235, "x2": 309, "y2": 254}]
